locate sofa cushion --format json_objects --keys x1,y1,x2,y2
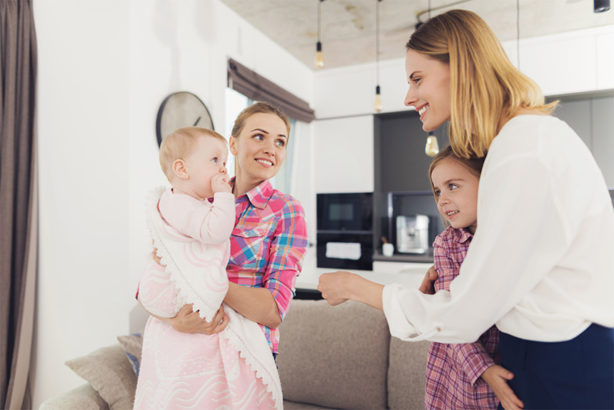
[
  {"x1": 116, "y1": 334, "x2": 142, "y2": 376},
  {"x1": 387, "y1": 336, "x2": 430, "y2": 410},
  {"x1": 277, "y1": 300, "x2": 390, "y2": 410},
  {"x1": 39, "y1": 384, "x2": 109, "y2": 410},
  {"x1": 65, "y1": 344, "x2": 136, "y2": 410}
]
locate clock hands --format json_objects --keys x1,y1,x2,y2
[{"x1": 193, "y1": 116, "x2": 201, "y2": 127}]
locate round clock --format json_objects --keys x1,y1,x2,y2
[{"x1": 155, "y1": 91, "x2": 214, "y2": 146}]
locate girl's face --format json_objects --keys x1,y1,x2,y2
[
  {"x1": 430, "y1": 158, "x2": 479, "y2": 233},
  {"x1": 404, "y1": 49, "x2": 451, "y2": 132},
  {"x1": 229, "y1": 113, "x2": 288, "y2": 184}
]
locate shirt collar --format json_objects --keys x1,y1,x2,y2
[
  {"x1": 456, "y1": 227, "x2": 474, "y2": 244},
  {"x1": 231, "y1": 177, "x2": 275, "y2": 209}
]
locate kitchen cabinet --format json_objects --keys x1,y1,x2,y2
[
  {"x1": 592, "y1": 96, "x2": 614, "y2": 188},
  {"x1": 313, "y1": 115, "x2": 374, "y2": 193},
  {"x1": 597, "y1": 32, "x2": 614, "y2": 90},
  {"x1": 551, "y1": 94, "x2": 614, "y2": 188}
]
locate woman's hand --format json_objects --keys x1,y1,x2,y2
[
  {"x1": 418, "y1": 265, "x2": 438, "y2": 294},
  {"x1": 317, "y1": 271, "x2": 354, "y2": 306},
  {"x1": 481, "y1": 365, "x2": 524, "y2": 410},
  {"x1": 168, "y1": 304, "x2": 229, "y2": 335}
]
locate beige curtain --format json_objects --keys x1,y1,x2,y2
[{"x1": 0, "y1": 0, "x2": 38, "y2": 408}]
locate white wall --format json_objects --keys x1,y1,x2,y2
[
  {"x1": 33, "y1": 0, "x2": 313, "y2": 406},
  {"x1": 34, "y1": 0, "x2": 131, "y2": 406}
]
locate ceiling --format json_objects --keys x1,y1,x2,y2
[{"x1": 221, "y1": 0, "x2": 614, "y2": 70}]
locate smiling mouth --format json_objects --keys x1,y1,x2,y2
[
  {"x1": 256, "y1": 158, "x2": 274, "y2": 167},
  {"x1": 446, "y1": 210, "x2": 459, "y2": 217},
  {"x1": 418, "y1": 104, "x2": 429, "y2": 118}
]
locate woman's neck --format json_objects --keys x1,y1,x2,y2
[{"x1": 233, "y1": 170, "x2": 265, "y2": 198}]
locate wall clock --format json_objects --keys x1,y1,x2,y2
[{"x1": 155, "y1": 91, "x2": 214, "y2": 146}]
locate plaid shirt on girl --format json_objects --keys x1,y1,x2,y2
[
  {"x1": 426, "y1": 226, "x2": 500, "y2": 409},
  {"x1": 228, "y1": 180, "x2": 308, "y2": 353}
]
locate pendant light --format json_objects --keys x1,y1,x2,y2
[
  {"x1": 315, "y1": 0, "x2": 324, "y2": 68},
  {"x1": 423, "y1": 0, "x2": 439, "y2": 157},
  {"x1": 425, "y1": 132, "x2": 439, "y2": 157},
  {"x1": 374, "y1": 0, "x2": 383, "y2": 112}
]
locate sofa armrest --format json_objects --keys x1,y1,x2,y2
[{"x1": 39, "y1": 383, "x2": 109, "y2": 410}]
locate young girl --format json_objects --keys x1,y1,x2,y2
[
  {"x1": 427, "y1": 146, "x2": 522, "y2": 409},
  {"x1": 318, "y1": 9, "x2": 614, "y2": 409},
  {"x1": 135, "y1": 126, "x2": 281, "y2": 409}
]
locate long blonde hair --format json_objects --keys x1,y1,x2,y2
[{"x1": 407, "y1": 9, "x2": 557, "y2": 158}]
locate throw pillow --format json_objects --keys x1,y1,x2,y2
[
  {"x1": 65, "y1": 344, "x2": 137, "y2": 410},
  {"x1": 117, "y1": 334, "x2": 142, "y2": 376}
]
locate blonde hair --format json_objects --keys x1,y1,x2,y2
[
  {"x1": 428, "y1": 145, "x2": 485, "y2": 203},
  {"x1": 159, "y1": 127, "x2": 226, "y2": 181},
  {"x1": 231, "y1": 101, "x2": 291, "y2": 138},
  {"x1": 407, "y1": 9, "x2": 557, "y2": 158}
]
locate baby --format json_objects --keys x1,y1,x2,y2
[{"x1": 134, "y1": 127, "x2": 281, "y2": 410}]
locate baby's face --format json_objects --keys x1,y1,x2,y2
[{"x1": 183, "y1": 135, "x2": 229, "y2": 200}]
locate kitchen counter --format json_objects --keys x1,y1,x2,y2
[
  {"x1": 296, "y1": 249, "x2": 431, "y2": 291},
  {"x1": 372, "y1": 251, "x2": 434, "y2": 264}
]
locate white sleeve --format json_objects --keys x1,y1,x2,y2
[
  {"x1": 160, "y1": 192, "x2": 236, "y2": 244},
  {"x1": 383, "y1": 153, "x2": 571, "y2": 343}
]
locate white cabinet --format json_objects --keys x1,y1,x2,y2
[
  {"x1": 313, "y1": 115, "x2": 374, "y2": 193},
  {"x1": 597, "y1": 32, "x2": 614, "y2": 90},
  {"x1": 520, "y1": 31, "x2": 597, "y2": 96},
  {"x1": 501, "y1": 25, "x2": 614, "y2": 97}
]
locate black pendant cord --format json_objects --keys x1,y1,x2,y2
[
  {"x1": 517, "y1": 0, "x2": 520, "y2": 69},
  {"x1": 318, "y1": 0, "x2": 321, "y2": 43},
  {"x1": 376, "y1": 0, "x2": 380, "y2": 88}
]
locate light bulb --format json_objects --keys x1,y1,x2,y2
[
  {"x1": 425, "y1": 134, "x2": 439, "y2": 157},
  {"x1": 374, "y1": 85, "x2": 383, "y2": 112},
  {"x1": 315, "y1": 41, "x2": 324, "y2": 68}
]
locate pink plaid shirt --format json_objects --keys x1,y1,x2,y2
[
  {"x1": 228, "y1": 180, "x2": 308, "y2": 353},
  {"x1": 426, "y1": 226, "x2": 499, "y2": 409}
]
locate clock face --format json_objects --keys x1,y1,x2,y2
[{"x1": 156, "y1": 91, "x2": 214, "y2": 146}]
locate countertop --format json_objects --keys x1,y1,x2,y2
[{"x1": 296, "y1": 249, "x2": 432, "y2": 291}]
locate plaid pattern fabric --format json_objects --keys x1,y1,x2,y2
[
  {"x1": 426, "y1": 227, "x2": 500, "y2": 409},
  {"x1": 228, "y1": 180, "x2": 308, "y2": 353}
]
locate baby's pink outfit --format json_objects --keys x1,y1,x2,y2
[{"x1": 134, "y1": 187, "x2": 282, "y2": 410}]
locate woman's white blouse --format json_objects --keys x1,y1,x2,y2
[{"x1": 383, "y1": 115, "x2": 614, "y2": 343}]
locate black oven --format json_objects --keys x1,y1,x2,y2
[
  {"x1": 316, "y1": 193, "x2": 373, "y2": 270},
  {"x1": 317, "y1": 192, "x2": 373, "y2": 232}
]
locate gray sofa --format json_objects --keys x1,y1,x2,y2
[{"x1": 40, "y1": 300, "x2": 429, "y2": 410}]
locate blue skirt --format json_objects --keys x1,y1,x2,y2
[{"x1": 498, "y1": 323, "x2": 614, "y2": 409}]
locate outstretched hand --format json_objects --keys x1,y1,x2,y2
[
  {"x1": 169, "y1": 304, "x2": 229, "y2": 335},
  {"x1": 481, "y1": 365, "x2": 524, "y2": 410},
  {"x1": 419, "y1": 265, "x2": 438, "y2": 294},
  {"x1": 317, "y1": 271, "x2": 352, "y2": 306}
]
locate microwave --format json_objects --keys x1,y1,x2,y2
[
  {"x1": 316, "y1": 193, "x2": 374, "y2": 270},
  {"x1": 317, "y1": 192, "x2": 373, "y2": 232}
]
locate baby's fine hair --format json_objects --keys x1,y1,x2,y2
[
  {"x1": 428, "y1": 145, "x2": 485, "y2": 201},
  {"x1": 159, "y1": 126, "x2": 226, "y2": 181}
]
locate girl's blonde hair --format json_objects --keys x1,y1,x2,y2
[
  {"x1": 407, "y1": 9, "x2": 557, "y2": 158},
  {"x1": 231, "y1": 101, "x2": 291, "y2": 138},
  {"x1": 159, "y1": 127, "x2": 226, "y2": 181},
  {"x1": 428, "y1": 145, "x2": 485, "y2": 203}
]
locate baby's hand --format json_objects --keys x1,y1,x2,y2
[{"x1": 211, "y1": 173, "x2": 232, "y2": 194}]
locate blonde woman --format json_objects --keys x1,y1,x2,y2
[{"x1": 318, "y1": 10, "x2": 614, "y2": 409}]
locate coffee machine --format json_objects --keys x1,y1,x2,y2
[{"x1": 396, "y1": 214, "x2": 430, "y2": 254}]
